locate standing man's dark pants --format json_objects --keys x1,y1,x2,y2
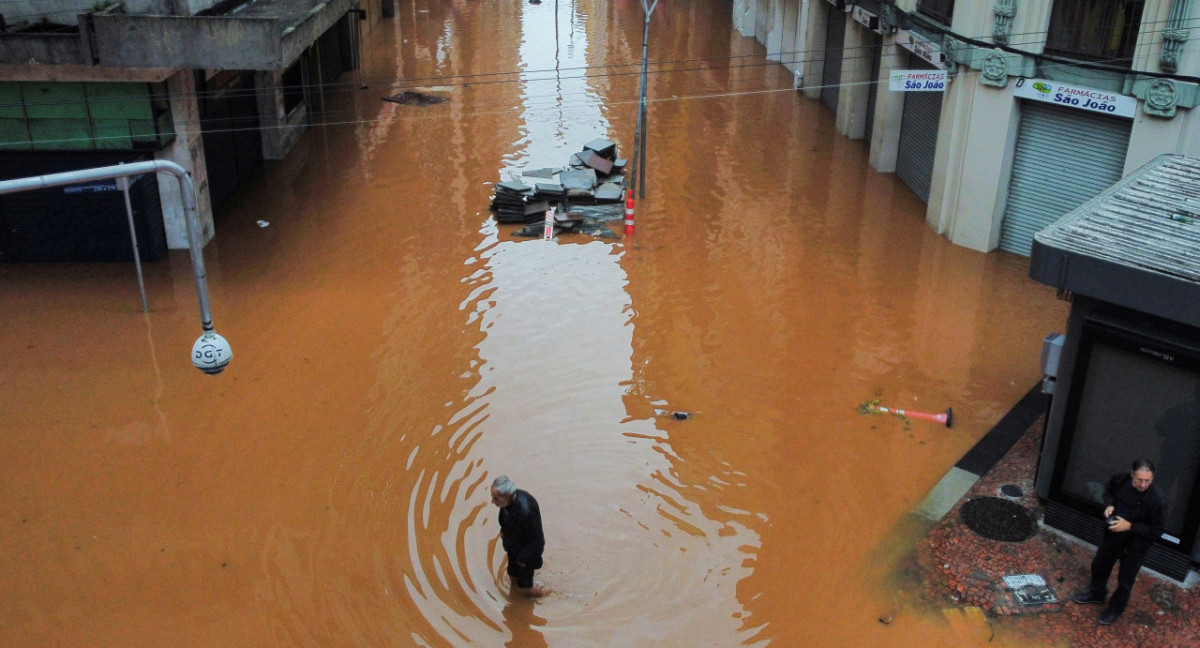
[{"x1": 1089, "y1": 532, "x2": 1150, "y2": 613}]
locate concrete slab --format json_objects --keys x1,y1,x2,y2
[
  {"x1": 560, "y1": 168, "x2": 597, "y2": 191},
  {"x1": 522, "y1": 167, "x2": 559, "y2": 179},
  {"x1": 594, "y1": 183, "x2": 623, "y2": 202},
  {"x1": 915, "y1": 467, "x2": 979, "y2": 522},
  {"x1": 497, "y1": 180, "x2": 531, "y2": 193}
]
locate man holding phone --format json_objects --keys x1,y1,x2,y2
[{"x1": 1071, "y1": 459, "x2": 1167, "y2": 625}]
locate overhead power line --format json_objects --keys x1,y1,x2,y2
[
  {"x1": 0, "y1": 10, "x2": 1196, "y2": 147},
  {"x1": 3, "y1": 11, "x2": 1198, "y2": 114}
]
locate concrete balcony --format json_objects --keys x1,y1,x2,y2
[{"x1": 0, "y1": 0, "x2": 358, "y2": 70}]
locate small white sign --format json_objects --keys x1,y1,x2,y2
[
  {"x1": 889, "y1": 70, "x2": 948, "y2": 92},
  {"x1": 1013, "y1": 78, "x2": 1137, "y2": 118},
  {"x1": 896, "y1": 30, "x2": 945, "y2": 69},
  {"x1": 852, "y1": 7, "x2": 880, "y2": 32},
  {"x1": 62, "y1": 180, "x2": 119, "y2": 194}
]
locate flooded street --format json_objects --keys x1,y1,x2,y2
[{"x1": 0, "y1": 1, "x2": 1070, "y2": 646}]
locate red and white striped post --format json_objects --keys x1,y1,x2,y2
[{"x1": 624, "y1": 188, "x2": 635, "y2": 236}]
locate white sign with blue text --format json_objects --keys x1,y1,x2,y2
[
  {"x1": 889, "y1": 70, "x2": 948, "y2": 92},
  {"x1": 1013, "y1": 78, "x2": 1136, "y2": 118},
  {"x1": 895, "y1": 30, "x2": 945, "y2": 69}
]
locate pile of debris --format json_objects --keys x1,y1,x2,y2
[{"x1": 489, "y1": 138, "x2": 629, "y2": 237}]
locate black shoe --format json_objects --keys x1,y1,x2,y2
[
  {"x1": 1072, "y1": 590, "x2": 1105, "y2": 604},
  {"x1": 1098, "y1": 608, "x2": 1122, "y2": 625}
]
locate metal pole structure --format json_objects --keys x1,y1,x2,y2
[
  {"x1": 637, "y1": 55, "x2": 649, "y2": 199},
  {"x1": 0, "y1": 160, "x2": 233, "y2": 374},
  {"x1": 117, "y1": 168, "x2": 150, "y2": 313},
  {"x1": 630, "y1": 0, "x2": 658, "y2": 200}
]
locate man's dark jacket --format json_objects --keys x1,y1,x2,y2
[
  {"x1": 1104, "y1": 472, "x2": 1167, "y2": 547},
  {"x1": 499, "y1": 489, "x2": 545, "y2": 569}
]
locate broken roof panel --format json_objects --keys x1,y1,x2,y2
[
  {"x1": 583, "y1": 138, "x2": 616, "y2": 158},
  {"x1": 594, "y1": 183, "x2": 624, "y2": 202},
  {"x1": 1029, "y1": 154, "x2": 1200, "y2": 327},
  {"x1": 560, "y1": 168, "x2": 597, "y2": 192},
  {"x1": 583, "y1": 152, "x2": 614, "y2": 175}
]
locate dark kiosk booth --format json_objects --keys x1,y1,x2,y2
[{"x1": 1030, "y1": 154, "x2": 1200, "y2": 582}]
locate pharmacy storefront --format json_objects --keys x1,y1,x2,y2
[{"x1": 999, "y1": 78, "x2": 1136, "y2": 255}]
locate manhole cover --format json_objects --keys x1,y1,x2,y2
[
  {"x1": 960, "y1": 496, "x2": 1037, "y2": 542},
  {"x1": 1000, "y1": 484, "x2": 1024, "y2": 497}
]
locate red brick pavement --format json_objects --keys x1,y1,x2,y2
[{"x1": 913, "y1": 422, "x2": 1200, "y2": 648}]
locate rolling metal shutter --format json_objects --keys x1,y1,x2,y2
[
  {"x1": 999, "y1": 101, "x2": 1131, "y2": 256},
  {"x1": 864, "y1": 33, "x2": 882, "y2": 144},
  {"x1": 820, "y1": 6, "x2": 846, "y2": 113},
  {"x1": 894, "y1": 55, "x2": 941, "y2": 202}
]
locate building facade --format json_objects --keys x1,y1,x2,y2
[
  {"x1": 0, "y1": 0, "x2": 387, "y2": 261},
  {"x1": 733, "y1": 0, "x2": 1200, "y2": 256}
]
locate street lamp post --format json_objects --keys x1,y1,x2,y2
[
  {"x1": 0, "y1": 160, "x2": 233, "y2": 375},
  {"x1": 630, "y1": 0, "x2": 659, "y2": 200}
]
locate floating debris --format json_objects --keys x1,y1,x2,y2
[
  {"x1": 256, "y1": 220, "x2": 269, "y2": 228},
  {"x1": 488, "y1": 138, "x2": 627, "y2": 232},
  {"x1": 382, "y1": 91, "x2": 448, "y2": 106},
  {"x1": 511, "y1": 211, "x2": 618, "y2": 239},
  {"x1": 856, "y1": 399, "x2": 952, "y2": 428}
]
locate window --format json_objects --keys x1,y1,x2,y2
[
  {"x1": 917, "y1": 0, "x2": 954, "y2": 25},
  {"x1": 0, "y1": 81, "x2": 174, "y2": 151},
  {"x1": 1044, "y1": 0, "x2": 1145, "y2": 66}
]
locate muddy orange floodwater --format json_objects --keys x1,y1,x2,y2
[{"x1": 0, "y1": 1, "x2": 1069, "y2": 646}]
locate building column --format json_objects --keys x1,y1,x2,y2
[
  {"x1": 255, "y1": 69, "x2": 308, "y2": 160},
  {"x1": 733, "y1": 0, "x2": 756, "y2": 38},
  {"x1": 764, "y1": 0, "x2": 784, "y2": 61},
  {"x1": 868, "y1": 38, "x2": 905, "y2": 173},
  {"x1": 838, "y1": 21, "x2": 870, "y2": 139},
  {"x1": 800, "y1": 1, "x2": 828, "y2": 101},
  {"x1": 778, "y1": 0, "x2": 802, "y2": 78},
  {"x1": 928, "y1": 76, "x2": 1019, "y2": 252},
  {"x1": 157, "y1": 70, "x2": 214, "y2": 249}
]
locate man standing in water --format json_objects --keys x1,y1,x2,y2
[
  {"x1": 1072, "y1": 459, "x2": 1166, "y2": 625},
  {"x1": 490, "y1": 475, "x2": 546, "y2": 597}
]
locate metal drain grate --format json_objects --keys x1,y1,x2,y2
[{"x1": 960, "y1": 496, "x2": 1038, "y2": 542}]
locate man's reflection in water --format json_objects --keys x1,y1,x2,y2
[{"x1": 501, "y1": 598, "x2": 548, "y2": 648}]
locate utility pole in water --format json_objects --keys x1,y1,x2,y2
[{"x1": 630, "y1": 0, "x2": 659, "y2": 200}]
